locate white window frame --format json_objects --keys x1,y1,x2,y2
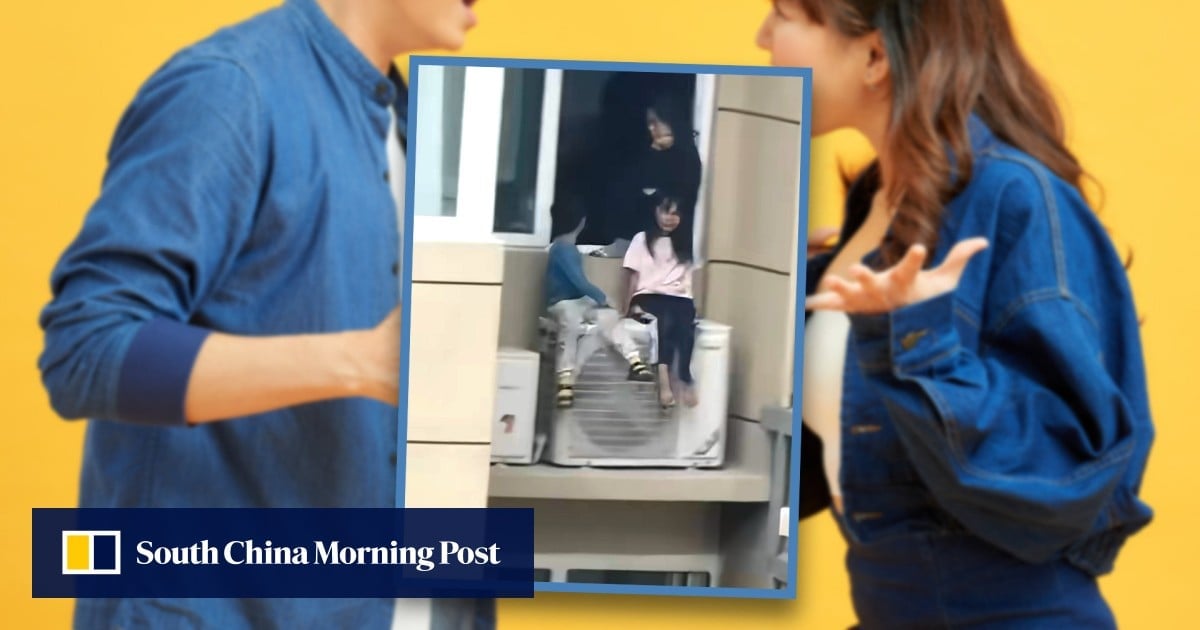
[
  {"x1": 691, "y1": 73, "x2": 717, "y2": 266},
  {"x1": 490, "y1": 69, "x2": 563, "y2": 248},
  {"x1": 411, "y1": 64, "x2": 449, "y2": 230},
  {"x1": 413, "y1": 65, "x2": 505, "y2": 243},
  {"x1": 413, "y1": 65, "x2": 717, "y2": 251}
]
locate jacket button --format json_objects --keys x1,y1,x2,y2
[
  {"x1": 388, "y1": 452, "x2": 398, "y2": 466},
  {"x1": 900, "y1": 329, "x2": 929, "y2": 351},
  {"x1": 383, "y1": 170, "x2": 390, "y2": 182},
  {"x1": 391, "y1": 262, "x2": 399, "y2": 275}
]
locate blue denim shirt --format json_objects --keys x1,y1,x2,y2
[
  {"x1": 544, "y1": 240, "x2": 608, "y2": 309},
  {"x1": 38, "y1": 1, "x2": 489, "y2": 627},
  {"x1": 804, "y1": 115, "x2": 1154, "y2": 577}
]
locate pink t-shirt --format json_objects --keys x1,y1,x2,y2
[{"x1": 623, "y1": 231, "x2": 694, "y2": 299}]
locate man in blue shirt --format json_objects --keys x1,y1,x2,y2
[
  {"x1": 545, "y1": 202, "x2": 654, "y2": 408},
  {"x1": 37, "y1": 0, "x2": 491, "y2": 627}
]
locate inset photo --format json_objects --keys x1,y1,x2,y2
[{"x1": 403, "y1": 57, "x2": 812, "y2": 598}]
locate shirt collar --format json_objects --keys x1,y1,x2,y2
[
  {"x1": 286, "y1": 0, "x2": 397, "y2": 108},
  {"x1": 944, "y1": 113, "x2": 1000, "y2": 186},
  {"x1": 848, "y1": 113, "x2": 999, "y2": 267},
  {"x1": 966, "y1": 112, "x2": 998, "y2": 155}
]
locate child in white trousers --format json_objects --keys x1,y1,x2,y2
[{"x1": 545, "y1": 205, "x2": 654, "y2": 407}]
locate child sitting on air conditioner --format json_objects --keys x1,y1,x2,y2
[
  {"x1": 545, "y1": 201, "x2": 655, "y2": 409},
  {"x1": 621, "y1": 191, "x2": 699, "y2": 409}
]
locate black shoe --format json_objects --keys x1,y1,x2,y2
[{"x1": 627, "y1": 360, "x2": 655, "y2": 382}]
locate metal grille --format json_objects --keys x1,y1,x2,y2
[{"x1": 563, "y1": 346, "x2": 677, "y2": 459}]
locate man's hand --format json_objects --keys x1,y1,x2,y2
[{"x1": 348, "y1": 307, "x2": 401, "y2": 405}]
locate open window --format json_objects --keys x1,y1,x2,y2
[{"x1": 412, "y1": 63, "x2": 716, "y2": 260}]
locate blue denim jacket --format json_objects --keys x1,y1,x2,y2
[
  {"x1": 544, "y1": 240, "x2": 608, "y2": 308},
  {"x1": 803, "y1": 115, "x2": 1153, "y2": 576},
  {"x1": 38, "y1": 0, "x2": 490, "y2": 627}
]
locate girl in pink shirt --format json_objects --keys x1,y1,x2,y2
[{"x1": 622, "y1": 192, "x2": 699, "y2": 409}]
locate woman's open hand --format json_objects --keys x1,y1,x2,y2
[{"x1": 806, "y1": 238, "x2": 989, "y2": 314}]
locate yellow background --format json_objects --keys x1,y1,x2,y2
[{"x1": 1, "y1": 1, "x2": 1195, "y2": 627}]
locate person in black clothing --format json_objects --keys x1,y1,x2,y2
[
  {"x1": 593, "y1": 93, "x2": 703, "y2": 255},
  {"x1": 562, "y1": 76, "x2": 703, "y2": 254},
  {"x1": 639, "y1": 94, "x2": 703, "y2": 220}
]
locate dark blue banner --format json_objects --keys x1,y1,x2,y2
[{"x1": 33, "y1": 508, "x2": 534, "y2": 598}]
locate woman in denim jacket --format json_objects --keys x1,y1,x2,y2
[{"x1": 759, "y1": 1, "x2": 1154, "y2": 627}]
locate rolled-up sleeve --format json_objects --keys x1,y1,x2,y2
[{"x1": 38, "y1": 55, "x2": 262, "y2": 426}]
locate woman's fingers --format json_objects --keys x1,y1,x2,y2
[
  {"x1": 826, "y1": 274, "x2": 861, "y2": 300},
  {"x1": 893, "y1": 244, "x2": 927, "y2": 287},
  {"x1": 807, "y1": 275, "x2": 858, "y2": 311},
  {"x1": 806, "y1": 238, "x2": 987, "y2": 314},
  {"x1": 848, "y1": 264, "x2": 888, "y2": 307},
  {"x1": 935, "y1": 237, "x2": 989, "y2": 282},
  {"x1": 805, "y1": 290, "x2": 846, "y2": 311},
  {"x1": 847, "y1": 264, "x2": 873, "y2": 284}
]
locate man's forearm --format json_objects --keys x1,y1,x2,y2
[{"x1": 185, "y1": 311, "x2": 399, "y2": 424}]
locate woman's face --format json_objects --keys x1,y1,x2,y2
[
  {"x1": 655, "y1": 201, "x2": 681, "y2": 233},
  {"x1": 646, "y1": 109, "x2": 675, "y2": 150},
  {"x1": 756, "y1": 1, "x2": 873, "y2": 135}
]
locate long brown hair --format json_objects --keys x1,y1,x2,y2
[{"x1": 791, "y1": 0, "x2": 1086, "y2": 266}]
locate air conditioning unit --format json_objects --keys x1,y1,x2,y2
[
  {"x1": 542, "y1": 319, "x2": 731, "y2": 468},
  {"x1": 490, "y1": 348, "x2": 541, "y2": 465}
]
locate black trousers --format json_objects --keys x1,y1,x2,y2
[{"x1": 630, "y1": 293, "x2": 696, "y2": 384}]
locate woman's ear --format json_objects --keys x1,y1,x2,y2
[{"x1": 862, "y1": 30, "x2": 891, "y2": 91}]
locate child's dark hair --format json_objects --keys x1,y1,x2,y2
[
  {"x1": 549, "y1": 196, "x2": 586, "y2": 240},
  {"x1": 644, "y1": 190, "x2": 694, "y2": 264}
]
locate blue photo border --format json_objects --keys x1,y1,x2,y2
[{"x1": 397, "y1": 55, "x2": 814, "y2": 601}]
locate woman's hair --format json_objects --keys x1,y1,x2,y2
[
  {"x1": 644, "y1": 190, "x2": 694, "y2": 264},
  {"x1": 600, "y1": 72, "x2": 696, "y2": 156},
  {"x1": 788, "y1": 0, "x2": 1087, "y2": 266},
  {"x1": 646, "y1": 93, "x2": 698, "y2": 149}
]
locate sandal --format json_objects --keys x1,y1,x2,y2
[
  {"x1": 556, "y1": 385, "x2": 574, "y2": 408},
  {"x1": 627, "y1": 359, "x2": 655, "y2": 382}
]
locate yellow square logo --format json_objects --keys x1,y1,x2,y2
[{"x1": 61, "y1": 531, "x2": 121, "y2": 575}]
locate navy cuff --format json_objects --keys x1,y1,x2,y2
[
  {"x1": 116, "y1": 318, "x2": 211, "y2": 426},
  {"x1": 849, "y1": 291, "x2": 960, "y2": 375}
]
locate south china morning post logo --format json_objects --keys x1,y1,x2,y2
[
  {"x1": 61, "y1": 530, "x2": 122, "y2": 575},
  {"x1": 34, "y1": 508, "x2": 534, "y2": 598},
  {"x1": 132, "y1": 538, "x2": 501, "y2": 570},
  {"x1": 59, "y1": 531, "x2": 502, "y2": 574}
]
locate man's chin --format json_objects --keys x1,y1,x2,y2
[{"x1": 420, "y1": 30, "x2": 467, "y2": 53}]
